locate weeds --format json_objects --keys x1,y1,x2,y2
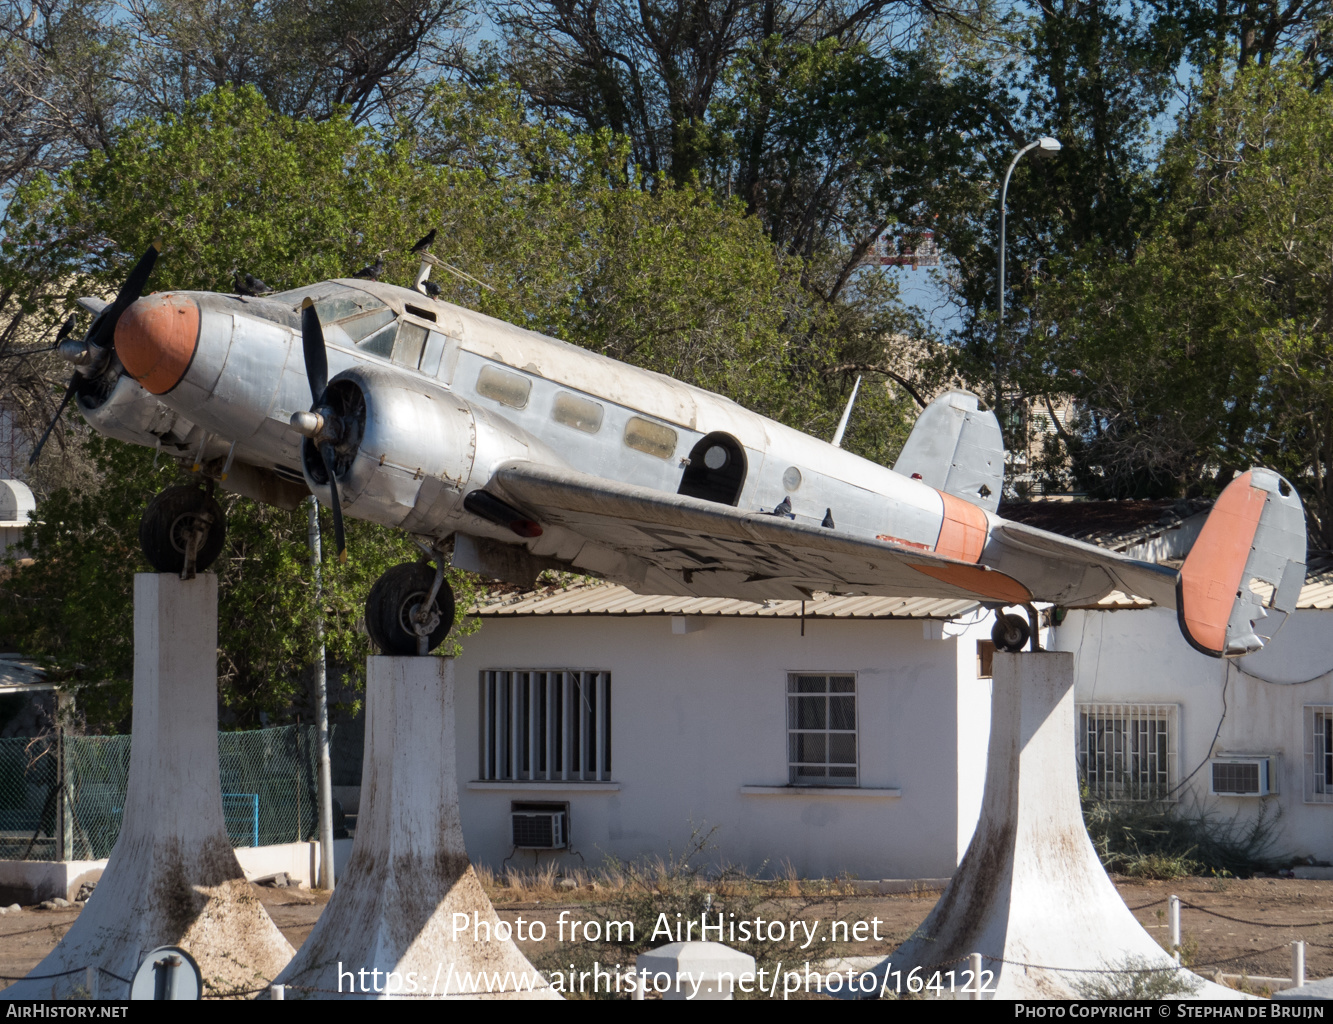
[
  {"x1": 1073, "y1": 956, "x2": 1203, "y2": 1000},
  {"x1": 1082, "y1": 793, "x2": 1286, "y2": 878}
]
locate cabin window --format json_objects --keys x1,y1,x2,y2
[
  {"x1": 477, "y1": 365, "x2": 532, "y2": 409},
  {"x1": 623, "y1": 417, "x2": 677, "y2": 460},
  {"x1": 393, "y1": 322, "x2": 429, "y2": 368},
  {"x1": 678, "y1": 432, "x2": 747, "y2": 505},
  {"x1": 552, "y1": 392, "x2": 603, "y2": 434}
]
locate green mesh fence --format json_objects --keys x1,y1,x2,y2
[{"x1": 0, "y1": 724, "x2": 320, "y2": 861}]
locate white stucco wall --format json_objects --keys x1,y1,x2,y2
[
  {"x1": 1052, "y1": 606, "x2": 1333, "y2": 862},
  {"x1": 452, "y1": 613, "x2": 994, "y2": 880}
]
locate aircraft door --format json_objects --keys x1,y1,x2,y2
[{"x1": 678, "y1": 432, "x2": 747, "y2": 506}]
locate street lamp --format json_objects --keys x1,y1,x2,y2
[{"x1": 997, "y1": 136, "x2": 1061, "y2": 334}]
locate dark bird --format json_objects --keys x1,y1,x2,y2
[
  {"x1": 232, "y1": 268, "x2": 273, "y2": 297},
  {"x1": 409, "y1": 228, "x2": 437, "y2": 254},
  {"x1": 352, "y1": 257, "x2": 384, "y2": 281},
  {"x1": 771, "y1": 496, "x2": 793, "y2": 518},
  {"x1": 822, "y1": 508, "x2": 835, "y2": 529},
  {"x1": 422, "y1": 280, "x2": 442, "y2": 298}
]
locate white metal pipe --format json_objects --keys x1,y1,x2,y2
[
  {"x1": 308, "y1": 497, "x2": 336, "y2": 892},
  {"x1": 85, "y1": 965, "x2": 97, "y2": 999},
  {"x1": 1293, "y1": 940, "x2": 1306, "y2": 989},
  {"x1": 969, "y1": 952, "x2": 983, "y2": 999},
  {"x1": 1169, "y1": 895, "x2": 1181, "y2": 963},
  {"x1": 271, "y1": 983, "x2": 285, "y2": 1000}
]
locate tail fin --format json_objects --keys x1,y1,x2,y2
[
  {"x1": 1178, "y1": 468, "x2": 1306, "y2": 657},
  {"x1": 893, "y1": 390, "x2": 1004, "y2": 513}
]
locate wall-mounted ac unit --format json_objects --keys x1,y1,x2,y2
[
  {"x1": 512, "y1": 809, "x2": 567, "y2": 849},
  {"x1": 1210, "y1": 757, "x2": 1272, "y2": 797}
]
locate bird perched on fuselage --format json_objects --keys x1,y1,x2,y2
[
  {"x1": 231, "y1": 269, "x2": 273, "y2": 297},
  {"x1": 352, "y1": 256, "x2": 385, "y2": 281}
]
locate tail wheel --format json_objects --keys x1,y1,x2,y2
[
  {"x1": 139, "y1": 485, "x2": 226, "y2": 574},
  {"x1": 365, "y1": 563, "x2": 455, "y2": 656},
  {"x1": 991, "y1": 612, "x2": 1031, "y2": 653}
]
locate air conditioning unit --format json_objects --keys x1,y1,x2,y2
[
  {"x1": 1210, "y1": 757, "x2": 1272, "y2": 797},
  {"x1": 512, "y1": 810, "x2": 567, "y2": 849}
]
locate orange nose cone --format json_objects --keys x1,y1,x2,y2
[{"x1": 115, "y1": 293, "x2": 199, "y2": 395}]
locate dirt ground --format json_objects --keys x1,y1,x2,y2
[{"x1": 0, "y1": 874, "x2": 1328, "y2": 994}]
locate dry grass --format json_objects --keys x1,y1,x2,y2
[{"x1": 476, "y1": 856, "x2": 859, "y2": 904}]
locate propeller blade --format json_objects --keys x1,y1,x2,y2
[
  {"x1": 28, "y1": 376, "x2": 79, "y2": 466},
  {"x1": 318, "y1": 441, "x2": 347, "y2": 563},
  {"x1": 91, "y1": 237, "x2": 163, "y2": 349},
  {"x1": 301, "y1": 298, "x2": 328, "y2": 406}
]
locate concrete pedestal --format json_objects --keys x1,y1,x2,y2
[
  {"x1": 273, "y1": 656, "x2": 558, "y2": 999},
  {"x1": 887, "y1": 652, "x2": 1238, "y2": 1000},
  {"x1": 4, "y1": 574, "x2": 294, "y2": 999}
]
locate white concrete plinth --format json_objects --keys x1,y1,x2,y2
[
  {"x1": 4, "y1": 574, "x2": 295, "y2": 999},
  {"x1": 887, "y1": 652, "x2": 1239, "y2": 1000},
  {"x1": 637, "y1": 941, "x2": 756, "y2": 1000},
  {"x1": 273, "y1": 656, "x2": 558, "y2": 999}
]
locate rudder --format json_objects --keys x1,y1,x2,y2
[
  {"x1": 893, "y1": 390, "x2": 1004, "y2": 513},
  {"x1": 1177, "y1": 468, "x2": 1306, "y2": 657}
]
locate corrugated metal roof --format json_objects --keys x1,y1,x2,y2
[{"x1": 471, "y1": 581, "x2": 980, "y2": 620}]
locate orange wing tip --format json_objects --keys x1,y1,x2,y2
[{"x1": 909, "y1": 562, "x2": 1031, "y2": 604}]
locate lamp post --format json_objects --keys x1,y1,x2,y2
[{"x1": 997, "y1": 136, "x2": 1062, "y2": 336}]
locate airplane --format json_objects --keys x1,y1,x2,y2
[{"x1": 34, "y1": 240, "x2": 1308, "y2": 660}]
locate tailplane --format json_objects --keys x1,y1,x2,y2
[
  {"x1": 1178, "y1": 468, "x2": 1307, "y2": 657},
  {"x1": 893, "y1": 390, "x2": 1004, "y2": 513}
]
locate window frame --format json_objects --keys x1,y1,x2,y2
[
  {"x1": 1304, "y1": 705, "x2": 1333, "y2": 804},
  {"x1": 479, "y1": 670, "x2": 611, "y2": 782},
  {"x1": 786, "y1": 671, "x2": 858, "y2": 787},
  {"x1": 1076, "y1": 702, "x2": 1179, "y2": 802}
]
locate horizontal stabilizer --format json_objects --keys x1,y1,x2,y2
[
  {"x1": 1178, "y1": 468, "x2": 1307, "y2": 658},
  {"x1": 893, "y1": 390, "x2": 1004, "y2": 513}
]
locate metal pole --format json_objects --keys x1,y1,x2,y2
[
  {"x1": 308, "y1": 496, "x2": 336, "y2": 890},
  {"x1": 1169, "y1": 894, "x2": 1181, "y2": 963},
  {"x1": 271, "y1": 983, "x2": 285, "y2": 1000},
  {"x1": 997, "y1": 140, "x2": 1042, "y2": 338},
  {"x1": 1292, "y1": 939, "x2": 1305, "y2": 989},
  {"x1": 969, "y1": 952, "x2": 983, "y2": 999}
]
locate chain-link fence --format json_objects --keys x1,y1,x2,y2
[{"x1": 0, "y1": 725, "x2": 321, "y2": 860}]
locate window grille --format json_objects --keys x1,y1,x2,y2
[
  {"x1": 480, "y1": 671, "x2": 611, "y2": 781},
  {"x1": 1304, "y1": 706, "x2": 1333, "y2": 804},
  {"x1": 1076, "y1": 703, "x2": 1178, "y2": 801},
  {"x1": 788, "y1": 673, "x2": 857, "y2": 786}
]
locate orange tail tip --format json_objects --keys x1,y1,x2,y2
[{"x1": 1177, "y1": 468, "x2": 1306, "y2": 658}]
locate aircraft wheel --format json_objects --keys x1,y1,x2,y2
[
  {"x1": 365, "y1": 563, "x2": 455, "y2": 655},
  {"x1": 991, "y1": 612, "x2": 1031, "y2": 653},
  {"x1": 139, "y1": 485, "x2": 226, "y2": 574}
]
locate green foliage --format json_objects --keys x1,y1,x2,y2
[
  {"x1": 1027, "y1": 61, "x2": 1333, "y2": 542},
  {"x1": 1082, "y1": 793, "x2": 1286, "y2": 879},
  {"x1": 0, "y1": 431, "x2": 480, "y2": 728}
]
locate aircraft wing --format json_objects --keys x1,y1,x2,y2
[{"x1": 486, "y1": 461, "x2": 1162, "y2": 606}]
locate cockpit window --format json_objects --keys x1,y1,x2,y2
[
  {"x1": 271, "y1": 283, "x2": 388, "y2": 327},
  {"x1": 343, "y1": 308, "x2": 397, "y2": 343}
]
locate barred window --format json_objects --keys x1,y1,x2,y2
[
  {"x1": 1304, "y1": 706, "x2": 1333, "y2": 803},
  {"x1": 480, "y1": 670, "x2": 610, "y2": 782},
  {"x1": 788, "y1": 673, "x2": 857, "y2": 786},
  {"x1": 1076, "y1": 703, "x2": 1178, "y2": 802}
]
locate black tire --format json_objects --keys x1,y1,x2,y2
[
  {"x1": 991, "y1": 612, "x2": 1031, "y2": 653},
  {"x1": 139, "y1": 485, "x2": 226, "y2": 574},
  {"x1": 365, "y1": 563, "x2": 455, "y2": 655}
]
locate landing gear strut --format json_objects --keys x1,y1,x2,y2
[
  {"x1": 365, "y1": 561, "x2": 456, "y2": 656},
  {"x1": 139, "y1": 484, "x2": 227, "y2": 578}
]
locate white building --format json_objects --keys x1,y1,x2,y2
[
  {"x1": 0, "y1": 480, "x2": 34, "y2": 561},
  {"x1": 453, "y1": 585, "x2": 998, "y2": 880}
]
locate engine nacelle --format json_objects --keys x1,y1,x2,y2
[
  {"x1": 77, "y1": 369, "x2": 208, "y2": 455},
  {"x1": 302, "y1": 364, "x2": 565, "y2": 537}
]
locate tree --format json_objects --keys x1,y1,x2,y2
[{"x1": 1026, "y1": 62, "x2": 1333, "y2": 547}]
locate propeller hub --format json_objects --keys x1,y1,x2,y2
[
  {"x1": 115, "y1": 293, "x2": 199, "y2": 395},
  {"x1": 56, "y1": 338, "x2": 93, "y2": 366}
]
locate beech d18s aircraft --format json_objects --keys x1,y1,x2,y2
[{"x1": 36, "y1": 240, "x2": 1308, "y2": 658}]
